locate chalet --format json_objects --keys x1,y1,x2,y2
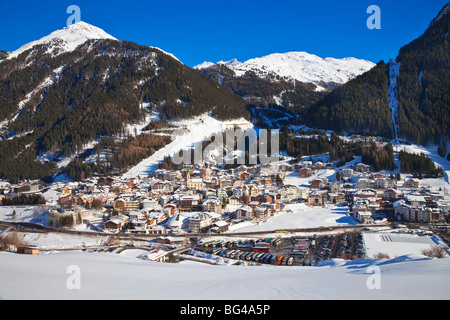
[
  {"x1": 235, "y1": 205, "x2": 254, "y2": 220},
  {"x1": 17, "y1": 246, "x2": 39, "y2": 255},
  {"x1": 142, "y1": 249, "x2": 169, "y2": 262},
  {"x1": 404, "y1": 178, "x2": 419, "y2": 189},
  {"x1": 113, "y1": 197, "x2": 140, "y2": 213},
  {"x1": 405, "y1": 194, "x2": 426, "y2": 207},
  {"x1": 239, "y1": 171, "x2": 251, "y2": 180},
  {"x1": 306, "y1": 191, "x2": 326, "y2": 207},
  {"x1": 278, "y1": 185, "x2": 303, "y2": 202},
  {"x1": 228, "y1": 194, "x2": 242, "y2": 206},
  {"x1": 329, "y1": 192, "x2": 345, "y2": 204},
  {"x1": 129, "y1": 218, "x2": 156, "y2": 234},
  {"x1": 104, "y1": 215, "x2": 129, "y2": 233},
  {"x1": 156, "y1": 236, "x2": 188, "y2": 246},
  {"x1": 353, "y1": 211, "x2": 374, "y2": 224},
  {"x1": 299, "y1": 167, "x2": 315, "y2": 178},
  {"x1": 202, "y1": 198, "x2": 223, "y2": 214},
  {"x1": 210, "y1": 220, "x2": 229, "y2": 233},
  {"x1": 355, "y1": 163, "x2": 371, "y2": 173},
  {"x1": 339, "y1": 168, "x2": 354, "y2": 179},
  {"x1": 254, "y1": 206, "x2": 270, "y2": 220},
  {"x1": 383, "y1": 188, "x2": 400, "y2": 201}
]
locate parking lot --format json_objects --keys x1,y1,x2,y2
[{"x1": 188, "y1": 232, "x2": 366, "y2": 266}]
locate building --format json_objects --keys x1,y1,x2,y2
[
  {"x1": 188, "y1": 212, "x2": 213, "y2": 233},
  {"x1": 235, "y1": 205, "x2": 254, "y2": 220},
  {"x1": 179, "y1": 194, "x2": 201, "y2": 211},
  {"x1": 306, "y1": 191, "x2": 326, "y2": 206},
  {"x1": 299, "y1": 167, "x2": 315, "y2": 178},
  {"x1": 17, "y1": 246, "x2": 39, "y2": 255}
]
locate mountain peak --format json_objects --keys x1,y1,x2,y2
[
  {"x1": 7, "y1": 21, "x2": 117, "y2": 60},
  {"x1": 195, "y1": 51, "x2": 375, "y2": 91}
]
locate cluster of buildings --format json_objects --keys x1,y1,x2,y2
[{"x1": 1, "y1": 157, "x2": 448, "y2": 233}]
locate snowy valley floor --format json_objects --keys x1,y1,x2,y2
[{"x1": 0, "y1": 250, "x2": 449, "y2": 300}]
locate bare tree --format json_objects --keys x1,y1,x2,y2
[
  {"x1": 0, "y1": 231, "x2": 27, "y2": 251},
  {"x1": 422, "y1": 245, "x2": 446, "y2": 258},
  {"x1": 374, "y1": 252, "x2": 390, "y2": 259}
]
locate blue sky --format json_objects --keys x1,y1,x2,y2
[{"x1": 0, "y1": 0, "x2": 448, "y2": 67}]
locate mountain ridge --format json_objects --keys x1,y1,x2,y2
[{"x1": 195, "y1": 51, "x2": 375, "y2": 92}]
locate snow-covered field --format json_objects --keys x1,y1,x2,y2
[
  {"x1": 225, "y1": 203, "x2": 358, "y2": 233},
  {"x1": 0, "y1": 250, "x2": 449, "y2": 300}
]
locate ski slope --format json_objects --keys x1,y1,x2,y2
[{"x1": 121, "y1": 113, "x2": 253, "y2": 179}]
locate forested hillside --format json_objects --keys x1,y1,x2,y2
[
  {"x1": 0, "y1": 37, "x2": 249, "y2": 182},
  {"x1": 301, "y1": 61, "x2": 391, "y2": 138},
  {"x1": 301, "y1": 3, "x2": 449, "y2": 145}
]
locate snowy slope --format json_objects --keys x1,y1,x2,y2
[
  {"x1": 5, "y1": 21, "x2": 118, "y2": 60},
  {"x1": 195, "y1": 51, "x2": 375, "y2": 91},
  {"x1": 0, "y1": 250, "x2": 449, "y2": 299},
  {"x1": 121, "y1": 113, "x2": 253, "y2": 179}
]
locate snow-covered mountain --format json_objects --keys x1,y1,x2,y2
[
  {"x1": 5, "y1": 21, "x2": 118, "y2": 60},
  {"x1": 195, "y1": 51, "x2": 375, "y2": 91}
]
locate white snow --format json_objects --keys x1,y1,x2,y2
[
  {"x1": 363, "y1": 232, "x2": 440, "y2": 259},
  {"x1": 6, "y1": 21, "x2": 117, "y2": 61},
  {"x1": 195, "y1": 51, "x2": 375, "y2": 91},
  {"x1": 227, "y1": 203, "x2": 357, "y2": 234},
  {"x1": 0, "y1": 250, "x2": 448, "y2": 299}
]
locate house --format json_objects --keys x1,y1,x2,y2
[
  {"x1": 310, "y1": 178, "x2": 327, "y2": 189},
  {"x1": 104, "y1": 215, "x2": 129, "y2": 233},
  {"x1": 340, "y1": 168, "x2": 354, "y2": 179},
  {"x1": 353, "y1": 189, "x2": 378, "y2": 203},
  {"x1": 278, "y1": 185, "x2": 302, "y2": 202},
  {"x1": 353, "y1": 211, "x2": 374, "y2": 224},
  {"x1": 142, "y1": 248, "x2": 169, "y2": 262},
  {"x1": 383, "y1": 188, "x2": 400, "y2": 201},
  {"x1": 306, "y1": 191, "x2": 326, "y2": 206},
  {"x1": 299, "y1": 167, "x2": 315, "y2": 178},
  {"x1": 210, "y1": 220, "x2": 229, "y2": 233},
  {"x1": 186, "y1": 173, "x2": 205, "y2": 190},
  {"x1": 329, "y1": 192, "x2": 345, "y2": 204},
  {"x1": 404, "y1": 178, "x2": 420, "y2": 188},
  {"x1": 202, "y1": 198, "x2": 223, "y2": 215},
  {"x1": 235, "y1": 205, "x2": 254, "y2": 220},
  {"x1": 355, "y1": 163, "x2": 371, "y2": 173},
  {"x1": 156, "y1": 236, "x2": 188, "y2": 246},
  {"x1": 405, "y1": 194, "x2": 426, "y2": 207},
  {"x1": 188, "y1": 212, "x2": 213, "y2": 233},
  {"x1": 17, "y1": 246, "x2": 39, "y2": 255},
  {"x1": 179, "y1": 194, "x2": 201, "y2": 211},
  {"x1": 113, "y1": 197, "x2": 140, "y2": 213},
  {"x1": 129, "y1": 218, "x2": 156, "y2": 234},
  {"x1": 254, "y1": 206, "x2": 270, "y2": 221}
]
